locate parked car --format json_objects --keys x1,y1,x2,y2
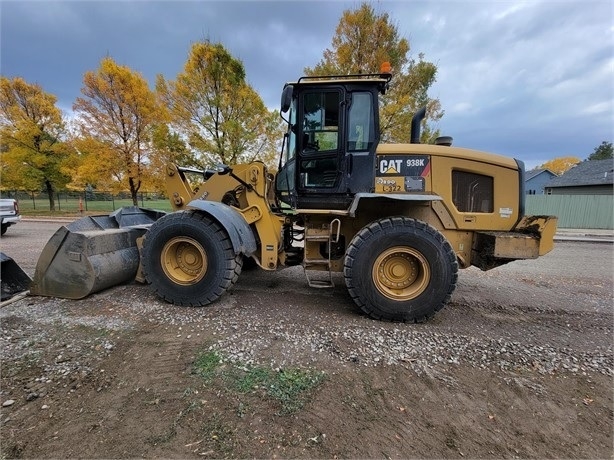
[{"x1": 0, "y1": 198, "x2": 21, "y2": 235}]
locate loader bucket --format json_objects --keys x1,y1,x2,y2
[
  {"x1": 30, "y1": 206, "x2": 165, "y2": 299},
  {"x1": 1, "y1": 252, "x2": 32, "y2": 301}
]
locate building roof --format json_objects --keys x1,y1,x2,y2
[
  {"x1": 525, "y1": 168, "x2": 557, "y2": 181},
  {"x1": 547, "y1": 159, "x2": 614, "y2": 188}
]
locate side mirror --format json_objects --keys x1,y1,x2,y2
[{"x1": 280, "y1": 85, "x2": 293, "y2": 113}]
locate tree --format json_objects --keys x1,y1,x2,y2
[
  {"x1": 146, "y1": 124, "x2": 194, "y2": 193},
  {"x1": 157, "y1": 41, "x2": 282, "y2": 168},
  {"x1": 64, "y1": 135, "x2": 123, "y2": 192},
  {"x1": 539, "y1": 156, "x2": 581, "y2": 175},
  {"x1": 0, "y1": 77, "x2": 70, "y2": 210},
  {"x1": 73, "y1": 57, "x2": 166, "y2": 205},
  {"x1": 304, "y1": 3, "x2": 442, "y2": 143},
  {"x1": 588, "y1": 141, "x2": 613, "y2": 161}
]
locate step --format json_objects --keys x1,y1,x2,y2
[
  {"x1": 304, "y1": 235, "x2": 330, "y2": 242},
  {"x1": 307, "y1": 278, "x2": 334, "y2": 289},
  {"x1": 304, "y1": 269, "x2": 334, "y2": 288},
  {"x1": 303, "y1": 258, "x2": 330, "y2": 267}
]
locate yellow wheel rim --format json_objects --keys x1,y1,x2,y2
[
  {"x1": 161, "y1": 237, "x2": 207, "y2": 285},
  {"x1": 372, "y1": 246, "x2": 430, "y2": 301}
]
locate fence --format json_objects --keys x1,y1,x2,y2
[
  {"x1": 526, "y1": 194, "x2": 613, "y2": 229},
  {"x1": 1, "y1": 190, "x2": 173, "y2": 213}
]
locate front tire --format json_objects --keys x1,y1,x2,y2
[
  {"x1": 344, "y1": 217, "x2": 458, "y2": 322},
  {"x1": 142, "y1": 211, "x2": 242, "y2": 306}
]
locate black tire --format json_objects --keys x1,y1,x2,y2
[
  {"x1": 1, "y1": 224, "x2": 7, "y2": 236},
  {"x1": 344, "y1": 217, "x2": 458, "y2": 322},
  {"x1": 142, "y1": 211, "x2": 242, "y2": 306}
]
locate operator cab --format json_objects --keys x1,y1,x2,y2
[{"x1": 275, "y1": 69, "x2": 391, "y2": 209}]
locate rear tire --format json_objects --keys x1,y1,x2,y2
[
  {"x1": 142, "y1": 211, "x2": 242, "y2": 306},
  {"x1": 1, "y1": 224, "x2": 8, "y2": 236},
  {"x1": 344, "y1": 217, "x2": 458, "y2": 322}
]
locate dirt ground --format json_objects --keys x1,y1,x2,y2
[{"x1": 0, "y1": 221, "x2": 612, "y2": 459}]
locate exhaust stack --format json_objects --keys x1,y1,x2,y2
[{"x1": 410, "y1": 107, "x2": 427, "y2": 144}]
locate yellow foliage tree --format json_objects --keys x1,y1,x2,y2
[
  {"x1": 305, "y1": 3, "x2": 443, "y2": 143},
  {"x1": 63, "y1": 135, "x2": 123, "y2": 192},
  {"x1": 72, "y1": 57, "x2": 166, "y2": 205},
  {"x1": 0, "y1": 77, "x2": 71, "y2": 210},
  {"x1": 145, "y1": 124, "x2": 196, "y2": 194},
  {"x1": 538, "y1": 156, "x2": 581, "y2": 175},
  {"x1": 157, "y1": 41, "x2": 283, "y2": 168}
]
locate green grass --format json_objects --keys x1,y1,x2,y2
[
  {"x1": 254, "y1": 367, "x2": 326, "y2": 414},
  {"x1": 18, "y1": 198, "x2": 173, "y2": 215},
  {"x1": 192, "y1": 350, "x2": 326, "y2": 414},
  {"x1": 231, "y1": 366, "x2": 271, "y2": 393},
  {"x1": 193, "y1": 350, "x2": 224, "y2": 381}
]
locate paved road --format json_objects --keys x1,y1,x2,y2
[{"x1": 0, "y1": 220, "x2": 65, "y2": 277}]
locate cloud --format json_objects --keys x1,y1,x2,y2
[{"x1": 1, "y1": 0, "x2": 612, "y2": 163}]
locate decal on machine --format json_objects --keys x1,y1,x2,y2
[
  {"x1": 375, "y1": 155, "x2": 430, "y2": 192},
  {"x1": 499, "y1": 207, "x2": 513, "y2": 218}
]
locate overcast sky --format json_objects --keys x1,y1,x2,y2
[{"x1": 1, "y1": 0, "x2": 613, "y2": 169}]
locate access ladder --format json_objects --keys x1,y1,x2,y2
[{"x1": 302, "y1": 218, "x2": 341, "y2": 288}]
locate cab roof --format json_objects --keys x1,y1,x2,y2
[{"x1": 285, "y1": 72, "x2": 391, "y2": 93}]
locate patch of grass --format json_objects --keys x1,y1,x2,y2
[
  {"x1": 192, "y1": 350, "x2": 223, "y2": 381},
  {"x1": 263, "y1": 368, "x2": 326, "y2": 414},
  {"x1": 19, "y1": 199, "x2": 173, "y2": 215},
  {"x1": 231, "y1": 366, "x2": 271, "y2": 393},
  {"x1": 192, "y1": 350, "x2": 325, "y2": 415}
]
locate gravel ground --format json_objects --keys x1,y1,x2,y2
[
  {"x1": 1, "y1": 222, "x2": 613, "y2": 381},
  {"x1": 2, "y1": 283, "x2": 611, "y2": 375},
  {"x1": 0, "y1": 221, "x2": 612, "y2": 458}
]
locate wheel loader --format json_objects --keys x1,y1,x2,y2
[{"x1": 27, "y1": 65, "x2": 557, "y2": 321}]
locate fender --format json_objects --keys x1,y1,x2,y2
[
  {"x1": 187, "y1": 200, "x2": 257, "y2": 256},
  {"x1": 348, "y1": 192, "x2": 443, "y2": 217}
]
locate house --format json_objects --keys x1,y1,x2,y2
[
  {"x1": 525, "y1": 168, "x2": 557, "y2": 195},
  {"x1": 545, "y1": 159, "x2": 614, "y2": 195}
]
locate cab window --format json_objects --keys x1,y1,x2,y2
[
  {"x1": 347, "y1": 92, "x2": 375, "y2": 151},
  {"x1": 286, "y1": 99, "x2": 297, "y2": 162},
  {"x1": 302, "y1": 91, "x2": 340, "y2": 153}
]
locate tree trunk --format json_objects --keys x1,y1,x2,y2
[
  {"x1": 129, "y1": 177, "x2": 138, "y2": 206},
  {"x1": 45, "y1": 179, "x2": 56, "y2": 211}
]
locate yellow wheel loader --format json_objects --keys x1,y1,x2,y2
[{"x1": 29, "y1": 67, "x2": 557, "y2": 321}]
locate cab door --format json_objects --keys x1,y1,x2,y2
[
  {"x1": 275, "y1": 96, "x2": 297, "y2": 207},
  {"x1": 277, "y1": 84, "x2": 379, "y2": 209},
  {"x1": 297, "y1": 89, "x2": 344, "y2": 192}
]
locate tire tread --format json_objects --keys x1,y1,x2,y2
[
  {"x1": 142, "y1": 211, "x2": 241, "y2": 307},
  {"x1": 344, "y1": 217, "x2": 458, "y2": 322}
]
